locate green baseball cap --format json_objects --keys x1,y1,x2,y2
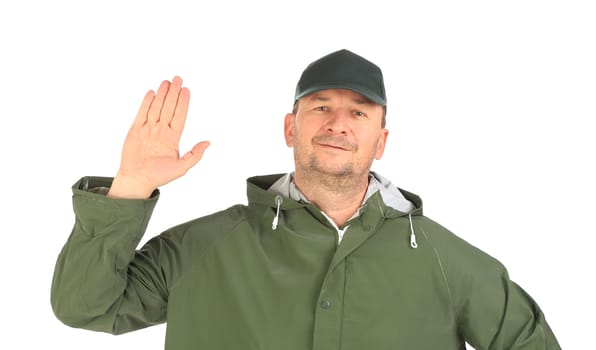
[{"x1": 294, "y1": 49, "x2": 386, "y2": 106}]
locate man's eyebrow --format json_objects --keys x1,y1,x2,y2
[{"x1": 306, "y1": 93, "x2": 374, "y2": 105}]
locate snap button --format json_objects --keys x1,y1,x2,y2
[{"x1": 320, "y1": 300, "x2": 332, "y2": 309}]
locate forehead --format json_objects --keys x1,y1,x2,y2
[{"x1": 302, "y1": 89, "x2": 375, "y2": 105}]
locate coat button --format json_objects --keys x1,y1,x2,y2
[{"x1": 320, "y1": 300, "x2": 332, "y2": 309}]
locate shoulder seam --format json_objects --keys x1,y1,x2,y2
[
  {"x1": 416, "y1": 221, "x2": 460, "y2": 326},
  {"x1": 167, "y1": 205, "x2": 250, "y2": 292}
]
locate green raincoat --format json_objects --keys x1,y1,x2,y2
[{"x1": 51, "y1": 174, "x2": 560, "y2": 349}]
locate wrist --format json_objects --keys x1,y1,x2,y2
[{"x1": 107, "y1": 174, "x2": 155, "y2": 199}]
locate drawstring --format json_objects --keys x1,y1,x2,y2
[
  {"x1": 272, "y1": 195, "x2": 283, "y2": 230},
  {"x1": 270, "y1": 193, "x2": 416, "y2": 247},
  {"x1": 408, "y1": 212, "x2": 418, "y2": 249}
]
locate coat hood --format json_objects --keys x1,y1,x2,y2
[{"x1": 246, "y1": 173, "x2": 422, "y2": 214}]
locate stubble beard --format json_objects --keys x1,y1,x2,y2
[{"x1": 294, "y1": 138, "x2": 376, "y2": 194}]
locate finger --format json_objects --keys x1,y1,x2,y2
[
  {"x1": 161, "y1": 76, "x2": 183, "y2": 126},
  {"x1": 180, "y1": 141, "x2": 210, "y2": 172},
  {"x1": 147, "y1": 80, "x2": 171, "y2": 124},
  {"x1": 170, "y1": 86, "x2": 190, "y2": 133},
  {"x1": 132, "y1": 90, "x2": 155, "y2": 127}
]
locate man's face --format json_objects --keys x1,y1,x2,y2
[{"x1": 284, "y1": 89, "x2": 388, "y2": 179}]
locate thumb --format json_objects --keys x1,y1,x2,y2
[{"x1": 180, "y1": 141, "x2": 210, "y2": 172}]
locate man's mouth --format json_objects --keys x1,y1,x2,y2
[
  {"x1": 318, "y1": 143, "x2": 350, "y2": 151},
  {"x1": 312, "y1": 136, "x2": 356, "y2": 151}
]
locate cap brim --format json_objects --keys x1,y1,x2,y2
[{"x1": 295, "y1": 83, "x2": 386, "y2": 106}]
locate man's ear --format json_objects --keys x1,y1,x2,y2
[
  {"x1": 375, "y1": 128, "x2": 389, "y2": 160},
  {"x1": 284, "y1": 113, "x2": 296, "y2": 147}
]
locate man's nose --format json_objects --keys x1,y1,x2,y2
[{"x1": 325, "y1": 109, "x2": 350, "y2": 135}]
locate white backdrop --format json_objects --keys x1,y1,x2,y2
[{"x1": 1, "y1": 0, "x2": 594, "y2": 348}]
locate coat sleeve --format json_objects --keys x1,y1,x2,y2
[
  {"x1": 50, "y1": 176, "x2": 171, "y2": 334},
  {"x1": 456, "y1": 265, "x2": 561, "y2": 349},
  {"x1": 422, "y1": 218, "x2": 561, "y2": 349}
]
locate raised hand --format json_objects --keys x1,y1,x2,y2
[{"x1": 108, "y1": 76, "x2": 209, "y2": 199}]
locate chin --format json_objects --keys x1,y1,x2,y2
[{"x1": 313, "y1": 164, "x2": 355, "y2": 177}]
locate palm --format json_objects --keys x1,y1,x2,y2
[{"x1": 110, "y1": 77, "x2": 209, "y2": 198}]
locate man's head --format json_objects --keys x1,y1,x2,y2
[
  {"x1": 293, "y1": 49, "x2": 387, "y2": 127},
  {"x1": 285, "y1": 49, "x2": 389, "y2": 184}
]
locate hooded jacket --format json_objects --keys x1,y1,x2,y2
[{"x1": 51, "y1": 174, "x2": 560, "y2": 349}]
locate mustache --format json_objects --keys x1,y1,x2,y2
[{"x1": 311, "y1": 135, "x2": 357, "y2": 151}]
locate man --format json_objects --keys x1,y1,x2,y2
[{"x1": 51, "y1": 49, "x2": 560, "y2": 349}]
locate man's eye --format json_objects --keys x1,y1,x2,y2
[
  {"x1": 354, "y1": 111, "x2": 366, "y2": 117},
  {"x1": 314, "y1": 106, "x2": 328, "y2": 111}
]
